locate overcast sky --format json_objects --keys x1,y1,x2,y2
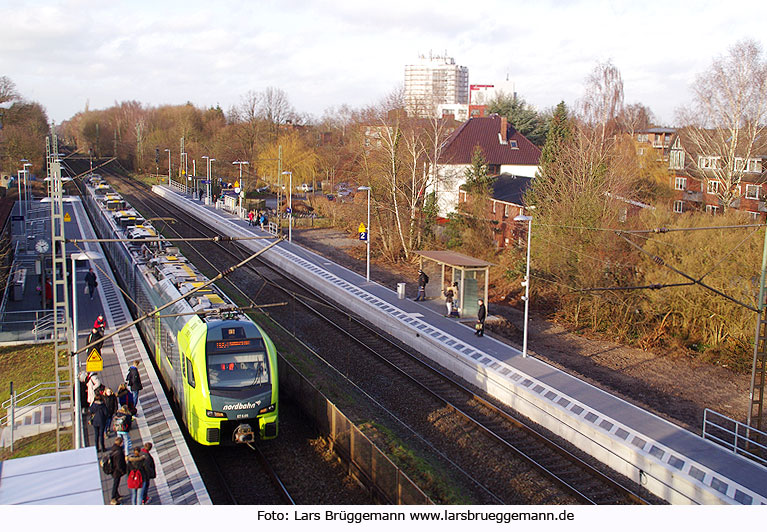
[{"x1": 2, "y1": 0, "x2": 765, "y2": 126}]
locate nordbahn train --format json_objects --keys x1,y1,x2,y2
[{"x1": 83, "y1": 176, "x2": 278, "y2": 445}]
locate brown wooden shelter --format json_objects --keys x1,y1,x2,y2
[{"x1": 414, "y1": 250, "x2": 492, "y2": 318}]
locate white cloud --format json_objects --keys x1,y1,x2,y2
[{"x1": 1, "y1": 0, "x2": 766, "y2": 125}]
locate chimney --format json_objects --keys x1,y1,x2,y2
[{"x1": 500, "y1": 116, "x2": 508, "y2": 144}]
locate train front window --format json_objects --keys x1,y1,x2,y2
[{"x1": 207, "y1": 352, "x2": 270, "y2": 389}]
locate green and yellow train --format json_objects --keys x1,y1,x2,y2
[{"x1": 84, "y1": 178, "x2": 278, "y2": 445}]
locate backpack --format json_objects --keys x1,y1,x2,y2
[
  {"x1": 127, "y1": 468, "x2": 143, "y2": 489},
  {"x1": 101, "y1": 455, "x2": 113, "y2": 475},
  {"x1": 114, "y1": 414, "x2": 130, "y2": 432}
]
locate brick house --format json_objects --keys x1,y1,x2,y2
[
  {"x1": 433, "y1": 114, "x2": 541, "y2": 216},
  {"x1": 665, "y1": 129, "x2": 767, "y2": 220},
  {"x1": 458, "y1": 174, "x2": 531, "y2": 248}
]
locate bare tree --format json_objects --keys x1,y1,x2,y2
[
  {"x1": 578, "y1": 60, "x2": 624, "y2": 148},
  {"x1": 0, "y1": 76, "x2": 19, "y2": 105},
  {"x1": 677, "y1": 39, "x2": 767, "y2": 211}
]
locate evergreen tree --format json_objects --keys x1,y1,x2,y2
[
  {"x1": 486, "y1": 91, "x2": 549, "y2": 146},
  {"x1": 463, "y1": 145, "x2": 492, "y2": 192},
  {"x1": 538, "y1": 101, "x2": 571, "y2": 180}
]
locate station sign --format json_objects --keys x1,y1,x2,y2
[{"x1": 86, "y1": 348, "x2": 103, "y2": 372}]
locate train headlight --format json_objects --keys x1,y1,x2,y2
[
  {"x1": 206, "y1": 410, "x2": 227, "y2": 418},
  {"x1": 258, "y1": 403, "x2": 276, "y2": 414}
]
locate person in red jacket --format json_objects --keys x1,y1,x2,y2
[{"x1": 93, "y1": 314, "x2": 106, "y2": 333}]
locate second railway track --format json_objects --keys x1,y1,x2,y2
[{"x1": 85, "y1": 166, "x2": 655, "y2": 505}]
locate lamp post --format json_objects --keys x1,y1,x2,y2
[
  {"x1": 233, "y1": 161, "x2": 249, "y2": 218},
  {"x1": 514, "y1": 214, "x2": 533, "y2": 357},
  {"x1": 181, "y1": 152, "x2": 188, "y2": 194},
  {"x1": 358, "y1": 186, "x2": 371, "y2": 282},
  {"x1": 282, "y1": 171, "x2": 293, "y2": 242},
  {"x1": 202, "y1": 156, "x2": 216, "y2": 205},
  {"x1": 164, "y1": 149, "x2": 171, "y2": 187},
  {"x1": 23, "y1": 162, "x2": 31, "y2": 217},
  {"x1": 70, "y1": 250, "x2": 102, "y2": 449}
]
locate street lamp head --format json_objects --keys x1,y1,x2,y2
[
  {"x1": 358, "y1": 186, "x2": 371, "y2": 191},
  {"x1": 164, "y1": 148, "x2": 170, "y2": 152},
  {"x1": 281, "y1": 171, "x2": 291, "y2": 175},
  {"x1": 513, "y1": 215, "x2": 533, "y2": 222}
]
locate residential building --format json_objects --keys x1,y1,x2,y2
[
  {"x1": 405, "y1": 52, "x2": 469, "y2": 118},
  {"x1": 433, "y1": 114, "x2": 541, "y2": 216},
  {"x1": 666, "y1": 128, "x2": 767, "y2": 220},
  {"x1": 635, "y1": 127, "x2": 675, "y2": 163},
  {"x1": 458, "y1": 174, "x2": 530, "y2": 248}
]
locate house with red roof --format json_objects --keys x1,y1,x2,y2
[{"x1": 433, "y1": 114, "x2": 541, "y2": 215}]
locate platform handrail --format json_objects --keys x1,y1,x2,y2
[{"x1": 703, "y1": 408, "x2": 767, "y2": 467}]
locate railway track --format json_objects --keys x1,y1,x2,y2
[{"x1": 82, "y1": 165, "x2": 652, "y2": 505}]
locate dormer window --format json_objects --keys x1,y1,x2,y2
[{"x1": 509, "y1": 140, "x2": 518, "y2": 149}]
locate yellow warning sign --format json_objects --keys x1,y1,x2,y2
[
  {"x1": 64, "y1": 213, "x2": 71, "y2": 222},
  {"x1": 358, "y1": 223, "x2": 366, "y2": 233},
  {"x1": 234, "y1": 180, "x2": 240, "y2": 189},
  {"x1": 86, "y1": 348, "x2": 103, "y2": 372}
]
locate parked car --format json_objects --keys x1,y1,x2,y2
[
  {"x1": 299, "y1": 183, "x2": 313, "y2": 193},
  {"x1": 337, "y1": 188, "x2": 351, "y2": 197},
  {"x1": 255, "y1": 184, "x2": 270, "y2": 194}
]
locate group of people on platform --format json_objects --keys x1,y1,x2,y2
[
  {"x1": 80, "y1": 313, "x2": 154, "y2": 505},
  {"x1": 413, "y1": 269, "x2": 486, "y2": 336},
  {"x1": 247, "y1": 209, "x2": 269, "y2": 229}
]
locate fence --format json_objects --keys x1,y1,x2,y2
[
  {"x1": 279, "y1": 357, "x2": 432, "y2": 504},
  {"x1": 1, "y1": 381, "x2": 66, "y2": 450},
  {"x1": 702, "y1": 408, "x2": 767, "y2": 468}
]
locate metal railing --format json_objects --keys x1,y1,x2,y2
[
  {"x1": 1, "y1": 381, "x2": 66, "y2": 450},
  {"x1": 702, "y1": 408, "x2": 767, "y2": 468},
  {"x1": 0, "y1": 309, "x2": 64, "y2": 343}
]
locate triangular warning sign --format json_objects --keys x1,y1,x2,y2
[
  {"x1": 64, "y1": 213, "x2": 71, "y2": 222},
  {"x1": 86, "y1": 348, "x2": 103, "y2": 372},
  {"x1": 87, "y1": 348, "x2": 102, "y2": 362},
  {"x1": 358, "y1": 222, "x2": 366, "y2": 233}
]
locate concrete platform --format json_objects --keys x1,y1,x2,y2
[{"x1": 154, "y1": 183, "x2": 767, "y2": 505}]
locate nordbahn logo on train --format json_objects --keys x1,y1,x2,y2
[{"x1": 222, "y1": 401, "x2": 262, "y2": 411}]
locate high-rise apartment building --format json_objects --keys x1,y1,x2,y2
[{"x1": 405, "y1": 52, "x2": 469, "y2": 117}]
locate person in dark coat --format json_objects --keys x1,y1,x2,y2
[
  {"x1": 126, "y1": 361, "x2": 143, "y2": 407},
  {"x1": 84, "y1": 267, "x2": 98, "y2": 300},
  {"x1": 89, "y1": 396, "x2": 109, "y2": 452},
  {"x1": 126, "y1": 448, "x2": 148, "y2": 505},
  {"x1": 116, "y1": 383, "x2": 135, "y2": 413},
  {"x1": 109, "y1": 437, "x2": 127, "y2": 505},
  {"x1": 475, "y1": 298, "x2": 487, "y2": 337},
  {"x1": 103, "y1": 387, "x2": 118, "y2": 436},
  {"x1": 86, "y1": 327, "x2": 104, "y2": 355},
  {"x1": 141, "y1": 442, "x2": 157, "y2": 504},
  {"x1": 414, "y1": 269, "x2": 429, "y2": 301}
]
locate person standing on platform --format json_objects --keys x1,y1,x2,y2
[
  {"x1": 85, "y1": 371, "x2": 102, "y2": 406},
  {"x1": 248, "y1": 210, "x2": 254, "y2": 226},
  {"x1": 116, "y1": 383, "x2": 136, "y2": 414},
  {"x1": 126, "y1": 361, "x2": 143, "y2": 407},
  {"x1": 87, "y1": 327, "x2": 104, "y2": 355},
  {"x1": 104, "y1": 387, "x2": 117, "y2": 436},
  {"x1": 114, "y1": 404, "x2": 133, "y2": 457},
  {"x1": 475, "y1": 298, "x2": 487, "y2": 337},
  {"x1": 414, "y1": 269, "x2": 429, "y2": 301},
  {"x1": 84, "y1": 267, "x2": 98, "y2": 300},
  {"x1": 141, "y1": 442, "x2": 156, "y2": 504},
  {"x1": 126, "y1": 448, "x2": 148, "y2": 505},
  {"x1": 443, "y1": 284, "x2": 454, "y2": 317},
  {"x1": 89, "y1": 396, "x2": 108, "y2": 452},
  {"x1": 109, "y1": 437, "x2": 127, "y2": 505},
  {"x1": 452, "y1": 282, "x2": 460, "y2": 315}
]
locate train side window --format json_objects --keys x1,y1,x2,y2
[{"x1": 186, "y1": 357, "x2": 196, "y2": 388}]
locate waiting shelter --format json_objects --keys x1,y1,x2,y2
[{"x1": 414, "y1": 250, "x2": 492, "y2": 318}]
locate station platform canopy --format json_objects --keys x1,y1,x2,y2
[
  {"x1": 0, "y1": 446, "x2": 103, "y2": 504},
  {"x1": 414, "y1": 250, "x2": 492, "y2": 318}
]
